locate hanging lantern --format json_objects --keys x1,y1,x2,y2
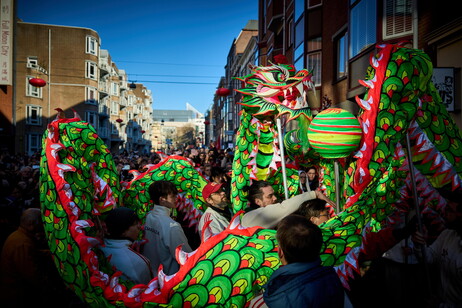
[
  {"x1": 204, "y1": 120, "x2": 210, "y2": 125},
  {"x1": 29, "y1": 77, "x2": 47, "y2": 87},
  {"x1": 216, "y1": 88, "x2": 231, "y2": 96},
  {"x1": 129, "y1": 82, "x2": 137, "y2": 89},
  {"x1": 141, "y1": 130, "x2": 146, "y2": 133},
  {"x1": 307, "y1": 108, "x2": 362, "y2": 159},
  {"x1": 115, "y1": 118, "x2": 123, "y2": 123}
]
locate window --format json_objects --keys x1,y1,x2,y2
[
  {"x1": 26, "y1": 77, "x2": 42, "y2": 98},
  {"x1": 111, "y1": 82, "x2": 119, "y2": 96},
  {"x1": 26, "y1": 105, "x2": 42, "y2": 125},
  {"x1": 126, "y1": 111, "x2": 133, "y2": 121},
  {"x1": 27, "y1": 57, "x2": 38, "y2": 68},
  {"x1": 383, "y1": 0, "x2": 413, "y2": 39},
  {"x1": 111, "y1": 101, "x2": 118, "y2": 115},
  {"x1": 85, "y1": 111, "x2": 98, "y2": 128},
  {"x1": 349, "y1": 0, "x2": 377, "y2": 58},
  {"x1": 85, "y1": 87, "x2": 98, "y2": 105},
  {"x1": 86, "y1": 61, "x2": 97, "y2": 80},
  {"x1": 295, "y1": 0, "x2": 305, "y2": 22},
  {"x1": 335, "y1": 31, "x2": 348, "y2": 80},
  {"x1": 307, "y1": 37, "x2": 322, "y2": 86},
  {"x1": 27, "y1": 134, "x2": 42, "y2": 156},
  {"x1": 287, "y1": 18, "x2": 294, "y2": 48},
  {"x1": 86, "y1": 36, "x2": 98, "y2": 56},
  {"x1": 294, "y1": 43, "x2": 305, "y2": 71},
  {"x1": 294, "y1": 17, "x2": 305, "y2": 49}
]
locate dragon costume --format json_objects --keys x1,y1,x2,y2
[{"x1": 40, "y1": 43, "x2": 462, "y2": 306}]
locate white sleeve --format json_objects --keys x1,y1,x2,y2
[{"x1": 241, "y1": 191, "x2": 317, "y2": 229}]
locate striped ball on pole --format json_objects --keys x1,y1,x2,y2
[{"x1": 307, "y1": 108, "x2": 362, "y2": 158}]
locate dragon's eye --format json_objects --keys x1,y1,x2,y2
[{"x1": 260, "y1": 70, "x2": 286, "y2": 83}]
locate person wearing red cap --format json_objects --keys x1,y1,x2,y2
[{"x1": 198, "y1": 182, "x2": 232, "y2": 240}]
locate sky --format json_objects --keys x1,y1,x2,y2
[{"x1": 16, "y1": 0, "x2": 258, "y2": 114}]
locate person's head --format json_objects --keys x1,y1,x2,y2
[
  {"x1": 438, "y1": 188, "x2": 462, "y2": 232},
  {"x1": 148, "y1": 180, "x2": 178, "y2": 209},
  {"x1": 104, "y1": 207, "x2": 141, "y2": 241},
  {"x1": 247, "y1": 180, "x2": 277, "y2": 208},
  {"x1": 296, "y1": 199, "x2": 330, "y2": 225},
  {"x1": 19, "y1": 208, "x2": 42, "y2": 237},
  {"x1": 276, "y1": 214, "x2": 323, "y2": 265},
  {"x1": 19, "y1": 166, "x2": 32, "y2": 178},
  {"x1": 202, "y1": 182, "x2": 228, "y2": 209},
  {"x1": 204, "y1": 164, "x2": 212, "y2": 177},
  {"x1": 307, "y1": 167, "x2": 317, "y2": 182},
  {"x1": 210, "y1": 166, "x2": 227, "y2": 184},
  {"x1": 299, "y1": 171, "x2": 307, "y2": 184}
]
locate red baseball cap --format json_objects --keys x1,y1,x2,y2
[{"x1": 202, "y1": 182, "x2": 224, "y2": 200}]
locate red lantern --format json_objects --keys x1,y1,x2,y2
[
  {"x1": 141, "y1": 130, "x2": 146, "y2": 133},
  {"x1": 29, "y1": 78, "x2": 47, "y2": 87},
  {"x1": 204, "y1": 120, "x2": 210, "y2": 125},
  {"x1": 216, "y1": 88, "x2": 231, "y2": 96},
  {"x1": 115, "y1": 118, "x2": 123, "y2": 123}
]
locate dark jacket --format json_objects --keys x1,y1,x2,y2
[{"x1": 263, "y1": 258, "x2": 344, "y2": 308}]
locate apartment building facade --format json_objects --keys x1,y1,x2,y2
[
  {"x1": 13, "y1": 22, "x2": 153, "y2": 155},
  {"x1": 257, "y1": 0, "x2": 462, "y2": 126}
]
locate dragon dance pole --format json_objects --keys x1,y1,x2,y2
[
  {"x1": 404, "y1": 132, "x2": 431, "y2": 293},
  {"x1": 276, "y1": 118, "x2": 289, "y2": 200},
  {"x1": 334, "y1": 160, "x2": 341, "y2": 213}
]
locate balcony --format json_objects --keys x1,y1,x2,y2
[
  {"x1": 99, "y1": 81, "x2": 109, "y2": 97},
  {"x1": 99, "y1": 58, "x2": 110, "y2": 77}
]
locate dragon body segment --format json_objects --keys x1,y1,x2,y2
[{"x1": 39, "y1": 44, "x2": 462, "y2": 306}]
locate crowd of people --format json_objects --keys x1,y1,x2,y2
[{"x1": 0, "y1": 146, "x2": 461, "y2": 308}]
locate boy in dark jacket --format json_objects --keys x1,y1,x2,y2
[{"x1": 263, "y1": 214, "x2": 345, "y2": 308}]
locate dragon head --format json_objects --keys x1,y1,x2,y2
[{"x1": 234, "y1": 61, "x2": 315, "y2": 121}]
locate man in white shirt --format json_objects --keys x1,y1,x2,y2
[
  {"x1": 241, "y1": 180, "x2": 335, "y2": 229},
  {"x1": 142, "y1": 181, "x2": 192, "y2": 276},
  {"x1": 198, "y1": 182, "x2": 231, "y2": 239}
]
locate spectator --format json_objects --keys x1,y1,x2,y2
[
  {"x1": 307, "y1": 166, "x2": 319, "y2": 191},
  {"x1": 295, "y1": 198, "x2": 331, "y2": 225},
  {"x1": 0, "y1": 208, "x2": 44, "y2": 306},
  {"x1": 240, "y1": 180, "x2": 335, "y2": 229},
  {"x1": 203, "y1": 164, "x2": 212, "y2": 180},
  {"x1": 142, "y1": 181, "x2": 192, "y2": 276},
  {"x1": 198, "y1": 182, "x2": 231, "y2": 239},
  {"x1": 412, "y1": 189, "x2": 462, "y2": 307},
  {"x1": 298, "y1": 170, "x2": 310, "y2": 193},
  {"x1": 100, "y1": 207, "x2": 153, "y2": 285},
  {"x1": 263, "y1": 214, "x2": 345, "y2": 307}
]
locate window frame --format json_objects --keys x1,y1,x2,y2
[
  {"x1": 26, "y1": 76, "x2": 42, "y2": 98},
  {"x1": 27, "y1": 133, "x2": 42, "y2": 156},
  {"x1": 349, "y1": 0, "x2": 377, "y2": 59},
  {"x1": 26, "y1": 105, "x2": 42, "y2": 125},
  {"x1": 85, "y1": 110, "x2": 98, "y2": 128},
  {"x1": 85, "y1": 61, "x2": 98, "y2": 80},
  {"x1": 334, "y1": 29, "x2": 348, "y2": 81},
  {"x1": 86, "y1": 36, "x2": 98, "y2": 56},
  {"x1": 85, "y1": 86, "x2": 98, "y2": 105},
  {"x1": 382, "y1": 0, "x2": 413, "y2": 40}
]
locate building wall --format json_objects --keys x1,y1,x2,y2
[{"x1": 14, "y1": 22, "x2": 153, "y2": 155}]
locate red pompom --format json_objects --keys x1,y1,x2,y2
[{"x1": 273, "y1": 54, "x2": 289, "y2": 64}]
